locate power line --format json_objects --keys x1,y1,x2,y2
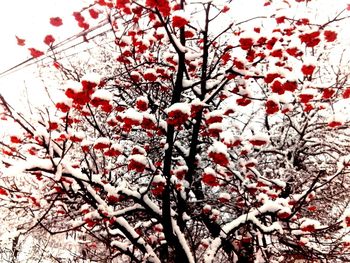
[{"x1": 0, "y1": 18, "x2": 112, "y2": 79}]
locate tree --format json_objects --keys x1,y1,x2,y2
[{"x1": 1, "y1": 0, "x2": 350, "y2": 262}]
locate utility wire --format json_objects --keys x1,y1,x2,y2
[{"x1": 0, "y1": 17, "x2": 112, "y2": 80}]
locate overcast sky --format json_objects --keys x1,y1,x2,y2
[{"x1": 0, "y1": 0, "x2": 94, "y2": 107}]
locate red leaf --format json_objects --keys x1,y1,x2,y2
[
  {"x1": 299, "y1": 94, "x2": 314, "y2": 103},
  {"x1": 202, "y1": 173, "x2": 219, "y2": 187},
  {"x1": 271, "y1": 80, "x2": 285, "y2": 95},
  {"x1": 265, "y1": 100, "x2": 279, "y2": 115},
  {"x1": 270, "y1": 49, "x2": 283, "y2": 58},
  {"x1": 0, "y1": 188, "x2": 8, "y2": 196},
  {"x1": 343, "y1": 88, "x2": 350, "y2": 99},
  {"x1": 328, "y1": 121, "x2": 343, "y2": 128},
  {"x1": 10, "y1": 136, "x2": 21, "y2": 143},
  {"x1": 275, "y1": 16, "x2": 286, "y2": 24},
  {"x1": 299, "y1": 31, "x2": 320, "y2": 48},
  {"x1": 249, "y1": 138, "x2": 268, "y2": 146},
  {"x1": 286, "y1": 47, "x2": 302, "y2": 57},
  {"x1": 208, "y1": 152, "x2": 229, "y2": 166},
  {"x1": 55, "y1": 102, "x2": 70, "y2": 112},
  {"x1": 44, "y1": 35, "x2": 55, "y2": 46},
  {"x1": 50, "y1": 17, "x2": 63, "y2": 27},
  {"x1": 89, "y1": 9, "x2": 99, "y2": 19},
  {"x1": 222, "y1": 6, "x2": 230, "y2": 13},
  {"x1": 236, "y1": 97, "x2": 251, "y2": 106},
  {"x1": 265, "y1": 73, "x2": 282, "y2": 84},
  {"x1": 322, "y1": 88, "x2": 335, "y2": 99},
  {"x1": 239, "y1": 38, "x2": 254, "y2": 50},
  {"x1": 172, "y1": 16, "x2": 188, "y2": 28},
  {"x1": 301, "y1": 65, "x2": 315, "y2": 76},
  {"x1": 53, "y1": 61, "x2": 61, "y2": 69},
  {"x1": 301, "y1": 224, "x2": 315, "y2": 232},
  {"x1": 324, "y1": 30, "x2": 337, "y2": 42},
  {"x1": 28, "y1": 48, "x2": 44, "y2": 58},
  {"x1": 16, "y1": 36, "x2": 26, "y2": 46},
  {"x1": 73, "y1": 12, "x2": 85, "y2": 22},
  {"x1": 167, "y1": 109, "x2": 189, "y2": 126}
]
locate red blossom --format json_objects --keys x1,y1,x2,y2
[
  {"x1": 271, "y1": 80, "x2": 285, "y2": 95},
  {"x1": 141, "y1": 116, "x2": 156, "y2": 130},
  {"x1": 81, "y1": 80, "x2": 98, "y2": 92},
  {"x1": 16, "y1": 36, "x2": 25, "y2": 46},
  {"x1": 343, "y1": 88, "x2": 350, "y2": 99},
  {"x1": 78, "y1": 21, "x2": 90, "y2": 30},
  {"x1": 128, "y1": 158, "x2": 146, "y2": 173},
  {"x1": 249, "y1": 139, "x2": 267, "y2": 146},
  {"x1": 93, "y1": 142, "x2": 110, "y2": 150},
  {"x1": 270, "y1": 49, "x2": 283, "y2": 58},
  {"x1": 0, "y1": 188, "x2": 8, "y2": 196},
  {"x1": 278, "y1": 212, "x2": 291, "y2": 219},
  {"x1": 44, "y1": 35, "x2": 55, "y2": 45},
  {"x1": 167, "y1": 109, "x2": 189, "y2": 126},
  {"x1": 144, "y1": 72, "x2": 157, "y2": 82},
  {"x1": 222, "y1": 6, "x2": 230, "y2": 13},
  {"x1": 89, "y1": 8, "x2": 99, "y2": 19},
  {"x1": 221, "y1": 52, "x2": 231, "y2": 65},
  {"x1": 345, "y1": 216, "x2": 350, "y2": 227},
  {"x1": 146, "y1": 0, "x2": 170, "y2": 17},
  {"x1": 136, "y1": 98, "x2": 148, "y2": 111},
  {"x1": 50, "y1": 17, "x2": 63, "y2": 27},
  {"x1": 206, "y1": 116, "x2": 222, "y2": 125},
  {"x1": 299, "y1": 94, "x2": 314, "y2": 103},
  {"x1": 28, "y1": 48, "x2": 44, "y2": 58},
  {"x1": 90, "y1": 97, "x2": 110, "y2": 108},
  {"x1": 301, "y1": 65, "x2": 315, "y2": 76},
  {"x1": 48, "y1": 122, "x2": 59, "y2": 130},
  {"x1": 69, "y1": 135, "x2": 83, "y2": 143},
  {"x1": 265, "y1": 100, "x2": 279, "y2": 115},
  {"x1": 265, "y1": 73, "x2": 282, "y2": 84},
  {"x1": 266, "y1": 37, "x2": 277, "y2": 50},
  {"x1": 107, "y1": 195, "x2": 122, "y2": 204},
  {"x1": 151, "y1": 184, "x2": 165, "y2": 196},
  {"x1": 202, "y1": 173, "x2": 219, "y2": 187},
  {"x1": 81, "y1": 145, "x2": 90, "y2": 152},
  {"x1": 10, "y1": 136, "x2": 21, "y2": 144},
  {"x1": 208, "y1": 125, "x2": 222, "y2": 137},
  {"x1": 275, "y1": 16, "x2": 286, "y2": 24},
  {"x1": 307, "y1": 205, "x2": 317, "y2": 211},
  {"x1": 296, "y1": 18, "x2": 310, "y2": 25},
  {"x1": 53, "y1": 61, "x2": 61, "y2": 69},
  {"x1": 208, "y1": 152, "x2": 229, "y2": 167},
  {"x1": 184, "y1": 30, "x2": 195, "y2": 38},
  {"x1": 299, "y1": 31, "x2": 320, "y2": 47},
  {"x1": 257, "y1": 36, "x2": 266, "y2": 45},
  {"x1": 236, "y1": 97, "x2": 251, "y2": 106},
  {"x1": 55, "y1": 102, "x2": 70, "y2": 112},
  {"x1": 301, "y1": 224, "x2": 316, "y2": 232},
  {"x1": 239, "y1": 38, "x2": 254, "y2": 50},
  {"x1": 172, "y1": 16, "x2": 188, "y2": 28},
  {"x1": 73, "y1": 12, "x2": 85, "y2": 22},
  {"x1": 303, "y1": 103, "x2": 314, "y2": 112},
  {"x1": 324, "y1": 30, "x2": 337, "y2": 42},
  {"x1": 218, "y1": 196, "x2": 230, "y2": 203},
  {"x1": 283, "y1": 81, "x2": 298, "y2": 92},
  {"x1": 322, "y1": 88, "x2": 335, "y2": 99},
  {"x1": 328, "y1": 121, "x2": 343, "y2": 128},
  {"x1": 286, "y1": 47, "x2": 303, "y2": 57}
]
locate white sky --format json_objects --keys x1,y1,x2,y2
[
  {"x1": 0, "y1": 0, "x2": 93, "y2": 107},
  {"x1": 0, "y1": 0, "x2": 349, "y2": 107}
]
